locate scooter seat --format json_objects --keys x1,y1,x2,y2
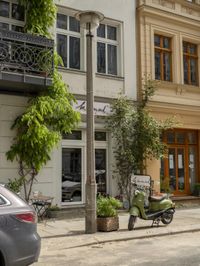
[{"x1": 149, "y1": 194, "x2": 167, "y2": 202}]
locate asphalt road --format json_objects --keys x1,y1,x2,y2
[{"x1": 33, "y1": 231, "x2": 200, "y2": 266}]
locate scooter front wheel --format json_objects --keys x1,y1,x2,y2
[
  {"x1": 128, "y1": 215, "x2": 137, "y2": 231},
  {"x1": 161, "y1": 212, "x2": 173, "y2": 225}
]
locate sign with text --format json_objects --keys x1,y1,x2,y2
[
  {"x1": 131, "y1": 175, "x2": 151, "y2": 188},
  {"x1": 73, "y1": 100, "x2": 111, "y2": 116}
]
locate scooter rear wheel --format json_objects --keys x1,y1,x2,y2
[
  {"x1": 128, "y1": 215, "x2": 136, "y2": 231},
  {"x1": 161, "y1": 212, "x2": 173, "y2": 225}
]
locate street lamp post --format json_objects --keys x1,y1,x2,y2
[{"x1": 75, "y1": 11, "x2": 104, "y2": 234}]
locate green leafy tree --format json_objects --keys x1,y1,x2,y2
[
  {"x1": 6, "y1": 1, "x2": 80, "y2": 201},
  {"x1": 106, "y1": 79, "x2": 176, "y2": 205}
]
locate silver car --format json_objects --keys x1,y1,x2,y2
[{"x1": 0, "y1": 185, "x2": 41, "y2": 266}]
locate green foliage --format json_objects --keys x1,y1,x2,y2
[
  {"x1": 97, "y1": 196, "x2": 122, "y2": 217},
  {"x1": 7, "y1": 177, "x2": 23, "y2": 193},
  {"x1": 106, "y1": 79, "x2": 176, "y2": 204},
  {"x1": 19, "y1": 0, "x2": 57, "y2": 38}
]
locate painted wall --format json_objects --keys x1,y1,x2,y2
[{"x1": 0, "y1": 95, "x2": 57, "y2": 198}]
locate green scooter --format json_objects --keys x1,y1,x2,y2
[{"x1": 128, "y1": 177, "x2": 175, "y2": 230}]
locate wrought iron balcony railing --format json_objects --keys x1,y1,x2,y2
[{"x1": 0, "y1": 29, "x2": 54, "y2": 93}]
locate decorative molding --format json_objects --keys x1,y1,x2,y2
[
  {"x1": 140, "y1": 0, "x2": 200, "y2": 20},
  {"x1": 160, "y1": 0, "x2": 175, "y2": 10},
  {"x1": 176, "y1": 86, "x2": 186, "y2": 95}
]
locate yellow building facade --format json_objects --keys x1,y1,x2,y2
[{"x1": 137, "y1": 0, "x2": 200, "y2": 196}]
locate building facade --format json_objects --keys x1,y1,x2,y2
[
  {"x1": 0, "y1": 0, "x2": 137, "y2": 207},
  {"x1": 137, "y1": 0, "x2": 200, "y2": 196}
]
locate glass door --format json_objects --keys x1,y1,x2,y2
[
  {"x1": 95, "y1": 149, "x2": 107, "y2": 194},
  {"x1": 62, "y1": 148, "x2": 82, "y2": 203},
  {"x1": 168, "y1": 147, "x2": 186, "y2": 194}
]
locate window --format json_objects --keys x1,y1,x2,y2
[
  {"x1": 97, "y1": 24, "x2": 118, "y2": 75},
  {"x1": 95, "y1": 131, "x2": 107, "y2": 141},
  {"x1": 0, "y1": 0, "x2": 24, "y2": 32},
  {"x1": 183, "y1": 42, "x2": 198, "y2": 86},
  {"x1": 63, "y1": 131, "x2": 82, "y2": 140},
  {"x1": 0, "y1": 195, "x2": 6, "y2": 205},
  {"x1": 154, "y1": 34, "x2": 172, "y2": 81},
  {"x1": 56, "y1": 13, "x2": 80, "y2": 70}
]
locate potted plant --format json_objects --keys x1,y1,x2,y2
[
  {"x1": 47, "y1": 205, "x2": 61, "y2": 218},
  {"x1": 97, "y1": 195, "x2": 122, "y2": 232}
]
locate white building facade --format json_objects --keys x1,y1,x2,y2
[{"x1": 0, "y1": 0, "x2": 137, "y2": 207}]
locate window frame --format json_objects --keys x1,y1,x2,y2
[
  {"x1": 56, "y1": 12, "x2": 81, "y2": 70},
  {"x1": 154, "y1": 34, "x2": 172, "y2": 82},
  {"x1": 183, "y1": 41, "x2": 198, "y2": 86},
  {"x1": 96, "y1": 23, "x2": 119, "y2": 76}
]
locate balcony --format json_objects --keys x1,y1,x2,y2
[{"x1": 0, "y1": 29, "x2": 54, "y2": 94}]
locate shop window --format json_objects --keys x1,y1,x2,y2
[
  {"x1": 161, "y1": 129, "x2": 198, "y2": 195},
  {"x1": 167, "y1": 131, "x2": 175, "y2": 144},
  {"x1": 183, "y1": 41, "x2": 198, "y2": 86},
  {"x1": 154, "y1": 34, "x2": 172, "y2": 81},
  {"x1": 97, "y1": 23, "x2": 118, "y2": 76},
  {"x1": 188, "y1": 132, "x2": 197, "y2": 144},
  {"x1": 176, "y1": 132, "x2": 185, "y2": 144},
  {"x1": 56, "y1": 13, "x2": 80, "y2": 69}
]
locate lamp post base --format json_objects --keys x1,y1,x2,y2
[{"x1": 85, "y1": 181, "x2": 97, "y2": 234}]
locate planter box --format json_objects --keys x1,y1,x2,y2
[{"x1": 97, "y1": 216, "x2": 119, "y2": 232}]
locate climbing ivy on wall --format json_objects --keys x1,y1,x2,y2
[
  {"x1": 19, "y1": 0, "x2": 57, "y2": 37},
  {"x1": 6, "y1": 0, "x2": 80, "y2": 200}
]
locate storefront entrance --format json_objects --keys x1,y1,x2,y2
[
  {"x1": 61, "y1": 130, "x2": 108, "y2": 205},
  {"x1": 161, "y1": 130, "x2": 198, "y2": 195}
]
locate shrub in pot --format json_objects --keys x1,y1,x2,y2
[{"x1": 97, "y1": 196, "x2": 122, "y2": 232}]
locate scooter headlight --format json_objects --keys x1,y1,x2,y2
[{"x1": 134, "y1": 190, "x2": 140, "y2": 196}]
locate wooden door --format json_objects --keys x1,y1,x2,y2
[{"x1": 168, "y1": 147, "x2": 187, "y2": 195}]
